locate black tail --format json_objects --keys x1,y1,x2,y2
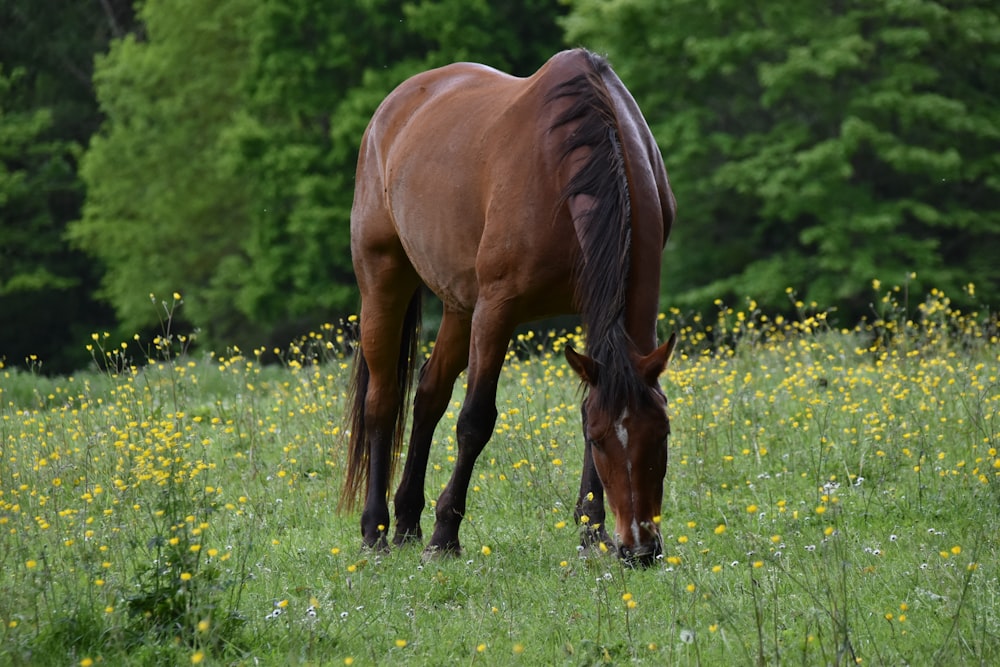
[{"x1": 339, "y1": 290, "x2": 423, "y2": 511}]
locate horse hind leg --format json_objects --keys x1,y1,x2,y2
[
  {"x1": 353, "y1": 276, "x2": 421, "y2": 550},
  {"x1": 393, "y1": 309, "x2": 471, "y2": 546}
]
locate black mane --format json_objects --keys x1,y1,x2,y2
[{"x1": 547, "y1": 50, "x2": 647, "y2": 414}]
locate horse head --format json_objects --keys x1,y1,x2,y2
[{"x1": 566, "y1": 333, "x2": 676, "y2": 566}]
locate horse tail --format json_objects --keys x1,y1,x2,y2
[{"x1": 340, "y1": 290, "x2": 423, "y2": 511}]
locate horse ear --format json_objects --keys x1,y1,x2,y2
[
  {"x1": 565, "y1": 345, "x2": 598, "y2": 386},
  {"x1": 637, "y1": 332, "x2": 677, "y2": 386}
]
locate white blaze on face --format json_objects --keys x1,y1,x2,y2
[
  {"x1": 614, "y1": 408, "x2": 629, "y2": 449},
  {"x1": 616, "y1": 409, "x2": 638, "y2": 549}
]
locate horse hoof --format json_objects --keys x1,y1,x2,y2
[
  {"x1": 393, "y1": 530, "x2": 423, "y2": 548},
  {"x1": 579, "y1": 527, "x2": 612, "y2": 549},
  {"x1": 618, "y1": 543, "x2": 662, "y2": 568},
  {"x1": 422, "y1": 542, "x2": 461, "y2": 562},
  {"x1": 362, "y1": 535, "x2": 390, "y2": 553}
]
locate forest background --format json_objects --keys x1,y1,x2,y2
[{"x1": 1, "y1": 0, "x2": 997, "y2": 373}]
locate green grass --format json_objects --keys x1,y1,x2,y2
[{"x1": 1, "y1": 285, "x2": 998, "y2": 666}]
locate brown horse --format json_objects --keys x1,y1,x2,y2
[{"x1": 343, "y1": 48, "x2": 677, "y2": 565}]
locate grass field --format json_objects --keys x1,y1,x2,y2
[{"x1": 1, "y1": 284, "x2": 998, "y2": 666}]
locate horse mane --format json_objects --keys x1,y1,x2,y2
[{"x1": 547, "y1": 50, "x2": 647, "y2": 415}]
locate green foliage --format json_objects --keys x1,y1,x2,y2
[
  {"x1": 69, "y1": 0, "x2": 566, "y2": 355},
  {"x1": 9, "y1": 0, "x2": 1000, "y2": 369},
  {"x1": 404, "y1": 0, "x2": 568, "y2": 73},
  {"x1": 226, "y1": 1, "x2": 425, "y2": 327},
  {"x1": 230, "y1": 0, "x2": 566, "y2": 328},
  {"x1": 0, "y1": 67, "x2": 76, "y2": 296},
  {"x1": 70, "y1": 0, "x2": 256, "y2": 345},
  {"x1": 564, "y1": 0, "x2": 1000, "y2": 322},
  {"x1": 0, "y1": 0, "x2": 133, "y2": 372}
]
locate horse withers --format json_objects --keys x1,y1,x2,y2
[{"x1": 342, "y1": 48, "x2": 677, "y2": 566}]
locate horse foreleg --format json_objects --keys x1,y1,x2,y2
[
  {"x1": 575, "y1": 435, "x2": 612, "y2": 549},
  {"x1": 425, "y1": 311, "x2": 512, "y2": 557},
  {"x1": 425, "y1": 390, "x2": 496, "y2": 556},
  {"x1": 393, "y1": 310, "x2": 471, "y2": 545}
]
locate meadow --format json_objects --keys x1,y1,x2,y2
[{"x1": 1, "y1": 282, "x2": 998, "y2": 666}]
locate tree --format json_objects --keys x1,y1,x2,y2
[
  {"x1": 404, "y1": 0, "x2": 568, "y2": 74},
  {"x1": 227, "y1": 0, "x2": 567, "y2": 334},
  {"x1": 70, "y1": 0, "x2": 567, "y2": 356},
  {"x1": 0, "y1": 0, "x2": 134, "y2": 372},
  {"x1": 224, "y1": 1, "x2": 428, "y2": 333},
  {"x1": 564, "y1": 0, "x2": 1000, "y2": 320},
  {"x1": 70, "y1": 0, "x2": 256, "y2": 344}
]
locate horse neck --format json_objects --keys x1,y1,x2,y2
[
  {"x1": 621, "y1": 153, "x2": 665, "y2": 356},
  {"x1": 623, "y1": 238, "x2": 662, "y2": 356},
  {"x1": 617, "y1": 119, "x2": 665, "y2": 357}
]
